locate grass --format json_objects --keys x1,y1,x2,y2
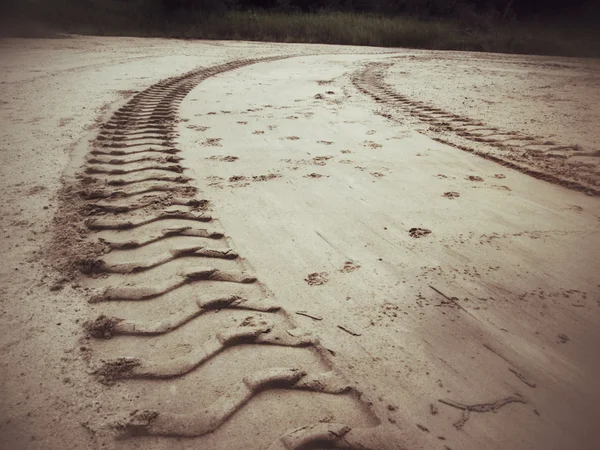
[{"x1": 3, "y1": 1, "x2": 599, "y2": 58}]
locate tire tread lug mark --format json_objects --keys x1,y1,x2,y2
[
  {"x1": 88, "y1": 267, "x2": 257, "y2": 302},
  {"x1": 86, "y1": 295, "x2": 280, "y2": 337},
  {"x1": 269, "y1": 423, "x2": 406, "y2": 450},
  {"x1": 104, "y1": 226, "x2": 224, "y2": 249},
  {"x1": 85, "y1": 164, "x2": 184, "y2": 175},
  {"x1": 353, "y1": 61, "x2": 600, "y2": 196},
  {"x1": 86, "y1": 210, "x2": 211, "y2": 230},
  {"x1": 85, "y1": 195, "x2": 204, "y2": 214},
  {"x1": 114, "y1": 368, "x2": 355, "y2": 437},
  {"x1": 81, "y1": 183, "x2": 194, "y2": 200},
  {"x1": 94, "y1": 325, "x2": 318, "y2": 380},
  {"x1": 99, "y1": 174, "x2": 191, "y2": 186},
  {"x1": 87, "y1": 155, "x2": 183, "y2": 165},
  {"x1": 95, "y1": 246, "x2": 239, "y2": 274},
  {"x1": 90, "y1": 147, "x2": 180, "y2": 156}
]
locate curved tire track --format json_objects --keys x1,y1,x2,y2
[
  {"x1": 58, "y1": 57, "x2": 406, "y2": 449},
  {"x1": 353, "y1": 61, "x2": 599, "y2": 195}
]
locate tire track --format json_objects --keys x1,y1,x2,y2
[
  {"x1": 57, "y1": 57, "x2": 405, "y2": 448},
  {"x1": 353, "y1": 62, "x2": 600, "y2": 195}
]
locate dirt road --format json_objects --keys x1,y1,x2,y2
[{"x1": 0, "y1": 36, "x2": 599, "y2": 450}]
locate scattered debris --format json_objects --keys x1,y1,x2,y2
[
  {"x1": 364, "y1": 141, "x2": 382, "y2": 149},
  {"x1": 466, "y1": 175, "x2": 484, "y2": 182},
  {"x1": 252, "y1": 174, "x2": 281, "y2": 182},
  {"x1": 409, "y1": 228, "x2": 432, "y2": 238},
  {"x1": 443, "y1": 191, "x2": 460, "y2": 199},
  {"x1": 557, "y1": 333, "x2": 569, "y2": 343},
  {"x1": 429, "y1": 285, "x2": 461, "y2": 309},
  {"x1": 430, "y1": 404, "x2": 439, "y2": 415},
  {"x1": 305, "y1": 173, "x2": 327, "y2": 178},
  {"x1": 202, "y1": 137, "x2": 222, "y2": 147},
  {"x1": 494, "y1": 174, "x2": 506, "y2": 179},
  {"x1": 313, "y1": 156, "x2": 333, "y2": 166},
  {"x1": 305, "y1": 272, "x2": 329, "y2": 286},
  {"x1": 207, "y1": 155, "x2": 238, "y2": 162}
]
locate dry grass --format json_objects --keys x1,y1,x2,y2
[{"x1": 2, "y1": 1, "x2": 598, "y2": 57}]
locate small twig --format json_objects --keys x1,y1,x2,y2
[
  {"x1": 429, "y1": 285, "x2": 463, "y2": 309},
  {"x1": 295, "y1": 311, "x2": 323, "y2": 321},
  {"x1": 439, "y1": 394, "x2": 527, "y2": 429},
  {"x1": 337, "y1": 325, "x2": 361, "y2": 336},
  {"x1": 509, "y1": 368, "x2": 536, "y2": 388}
]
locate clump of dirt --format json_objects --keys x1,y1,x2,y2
[
  {"x1": 317, "y1": 140, "x2": 334, "y2": 145},
  {"x1": 443, "y1": 192, "x2": 460, "y2": 199},
  {"x1": 115, "y1": 410, "x2": 160, "y2": 435},
  {"x1": 187, "y1": 198, "x2": 209, "y2": 210},
  {"x1": 371, "y1": 172, "x2": 385, "y2": 177},
  {"x1": 252, "y1": 174, "x2": 281, "y2": 182},
  {"x1": 76, "y1": 257, "x2": 106, "y2": 275},
  {"x1": 252, "y1": 130, "x2": 265, "y2": 135},
  {"x1": 558, "y1": 333, "x2": 570, "y2": 343},
  {"x1": 229, "y1": 175, "x2": 247, "y2": 182},
  {"x1": 340, "y1": 261, "x2": 361, "y2": 273},
  {"x1": 466, "y1": 175, "x2": 484, "y2": 182},
  {"x1": 495, "y1": 174, "x2": 506, "y2": 179},
  {"x1": 305, "y1": 272, "x2": 329, "y2": 286},
  {"x1": 285, "y1": 136, "x2": 300, "y2": 140},
  {"x1": 314, "y1": 94, "x2": 325, "y2": 100},
  {"x1": 305, "y1": 173, "x2": 326, "y2": 178},
  {"x1": 409, "y1": 228, "x2": 432, "y2": 238},
  {"x1": 49, "y1": 276, "x2": 68, "y2": 291},
  {"x1": 340, "y1": 149, "x2": 352, "y2": 154},
  {"x1": 95, "y1": 358, "x2": 140, "y2": 385},
  {"x1": 325, "y1": 91, "x2": 335, "y2": 95},
  {"x1": 84, "y1": 315, "x2": 123, "y2": 339}
]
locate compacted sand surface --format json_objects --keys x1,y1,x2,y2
[{"x1": 0, "y1": 36, "x2": 599, "y2": 450}]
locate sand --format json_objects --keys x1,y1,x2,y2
[{"x1": 0, "y1": 35, "x2": 599, "y2": 450}]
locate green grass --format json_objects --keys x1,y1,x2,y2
[{"x1": 3, "y1": 1, "x2": 599, "y2": 58}]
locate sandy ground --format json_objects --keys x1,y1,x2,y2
[{"x1": 0, "y1": 36, "x2": 599, "y2": 450}]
